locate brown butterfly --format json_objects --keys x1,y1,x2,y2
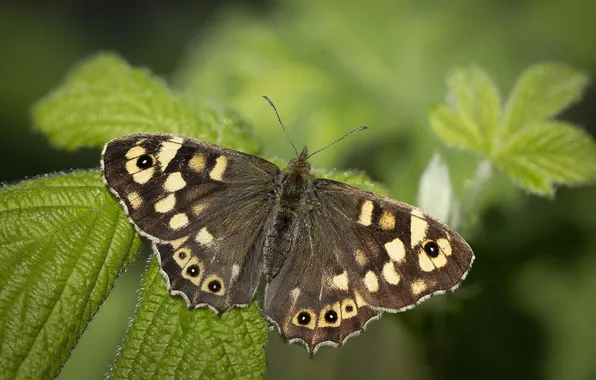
[{"x1": 101, "y1": 102, "x2": 473, "y2": 354}]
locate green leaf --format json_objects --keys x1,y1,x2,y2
[
  {"x1": 493, "y1": 121, "x2": 596, "y2": 196},
  {"x1": 430, "y1": 65, "x2": 501, "y2": 154},
  {"x1": 0, "y1": 170, "x2": 141, "y2": 379},
  {"x1": 32, "y1": 53, "x2": 260, "y2": 155},
  {"x1": 110, "y1": 257, "x2": 268, "y2": 380},
  {"x1": 431, "y1": 62, "x2": 594, "y2": 198},
  {"x1": 501, "y1": 63, "x2": 589, "y2": 139},
  {"x1": 447, "y1": 65, "x2": 502, "y2": 153},
  {"x1": 429, "y1": 105, "x2": 484, "y2": 153}
]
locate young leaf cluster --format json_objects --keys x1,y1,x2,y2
[{"x1": 430, "y1": 63, "x2": 596, "y2": 197}]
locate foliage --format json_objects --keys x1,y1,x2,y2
[
  {"x1": 1, "y1": 2, "x2": 595, "y2": 379},
  {"x1": 1, "y1": 54, "x2": 388, "y2": 380},
  {"x1": 430, "y1": 64, "x2": 595, "y2": 197},
  {"x1": 0, "y1": 171, "x2": 141, "y2": 379}
]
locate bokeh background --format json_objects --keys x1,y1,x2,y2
[{"x1": 1, "y1": 1, "x2": 596, "y2": 379}]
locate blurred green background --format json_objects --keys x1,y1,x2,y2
[{"x1": 1, "y1": 1, "x2": 596, "y2": 379}]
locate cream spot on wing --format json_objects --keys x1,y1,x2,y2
[
  {"x1": 191, "y1": 202, "x2": 207, "y2": 216},
  {"x1": 196, "y1": 227, "x2": 214, "y2": 246},
  {"x1": 411, "y1": 279, "x2": 427, "y2": 296},
  {"x1": 169, "y1": 136, "x2": 184, "y2": 144},
  {"x1": 157, "y1": 141, "x2": 181, "y2": 171},
  {"x1": 189, "y1": 154, "x2": 207, "y2": 173},
  {"x1": 363, "y1": 271, "x2": 379, "y2": 293},
  {"x1": 410, "y1": 209, "x2": 428, "y2": 248},
  {"x1": 382, "y1": 261, "x2": 400, "y2": 285},
  {"x1": 169, "y1": 213, "x2": 189, "y2": 230},
  {"x1": 354, "y1": 291, "x2": 367, "y2": 307},
  {"x1": 125, "y1": 145, "x2": 146, "y2": 160},
  {"x1": 385, "y1": 237, "x2": 406, "y2": 262},
  {"x1": 419, "y1": 240, "x2": 449, "y2": 271},
  {"x1": 290, "y1": 288, "x2": 301, "y2": 303},
  {"x1": 318, "y1": 302, "x2": 341, "y2": 328},
  {"x1": 355, "y1": 249, "x2": 368, "y2": 267},
  {"x1": 125, "y1": 151, "x2": 155, "y2": 176},
  {"x1": 358, "y1": 200, "x2": 374, "y2": 226},
  {"x1": 432, "y1": 253, "x2": 448, "y2": 268},
  {"x1": 181, "y1": 257, "x2": 203, "y2": 285},
  {"x1": 341, "y1": 299, "x2": 358, "y2": 319},
  {"x1": 126, "y1": 192, "x2": 142, "y2": 209},
  {"x1": 173, "y1": 248, "x2": 191, "y2": 267},
  {"x1": 437, "y1": 238, "x2": 452, "y2": 256},
  {"x1": 154, "y1": 193, "x2": 176, "y2": 213},
  {"x1": 379, "y1": 211, "x2": 396, "y2": 231},
  {"x1": 419, "y1": 250, "x2": 435, "y2": 272},
  {"x1": 231, "y1": 264, "x2": 240, "y2": 282},
  {"x1": 209, "y1": 155, "x2": 228, "y2": 181},
  {"x1": 132, "y1": 167, "x2": 155, "y2": 184},
  {"x1": 201, "y1": 274, "x2": 225, "y2": 295},
  {"x1": 125, "y1": 160, "x2": 138, "y2": 175},
  {"x1": 292, "y1": 309, "x2": 316, "y2": 329},
  {"x1": 164, "y1": 172, "x2": 186, "y2": 192},
  {"x1": 331, "y1": 271, "x2": 349, "y2": 290},
  {"x1": 169, "y1": 236, "x2": 189, "y2": 250}
]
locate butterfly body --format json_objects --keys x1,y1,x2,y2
[
  {"x1": 264, "y1": 146, "x2": 314, "y2": 278},
  {"x1": 101, "y1": 132, "x2": 474, "y2": 353}
]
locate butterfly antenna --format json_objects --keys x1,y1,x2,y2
[
  {"x1": 307, "y1": 126, "x2": 369, "y2": 159},
  {"x1": 263, "y1": 96, "x2": 299, "y2": 158}
]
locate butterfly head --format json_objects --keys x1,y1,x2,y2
[
  {"x1": 288, "y1": 146, "x2": 310, "y2": 169},
  {"x1": 281, "y1": 146, "x2": 313, "y2": 196}
]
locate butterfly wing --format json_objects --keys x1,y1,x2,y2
[
  {"x1": 263, "y1": 178, "x2": 474, "y2": 353},
  {"x1": 102, "y1": 133, "x2": 279, "y2": 311}
]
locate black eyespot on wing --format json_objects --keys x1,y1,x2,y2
[
  {"x1": 423, "y1": 241, "x2": 440, "y2": 258},
  {"x1": 186, "y1": 264, "x2": 200, "y2": 277},
  {"x1": 297, "y1": 311, "x2": 311, "y2": 325},
  {"x1": 208, "y1": 280, "x2": 222, "y2": 293},
  {"x1": 136, "y1": 154, "x2": 154, "y2": 169},
  {"x1": 324, "y1": 310, "x2": 338, "y2": 324},
  {"x1": 345, "y1": 305, "x2": 354, "y2": 313}
]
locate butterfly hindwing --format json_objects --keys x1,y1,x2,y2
[
  {"x1": 101, "y1": 133, "x2": 279, "y2": 311},
  {"x1": 263, "y1": 214, "x2": 381, "y2": 351},
  {"x1": 263, "y1": 178, "x2": 474, "y2": 353}
]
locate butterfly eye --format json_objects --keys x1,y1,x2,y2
[
  {"x1": 208, "y1": 280, "x2": 222, "y2": 293},
  {"x1": 423, "y1": 241, "x2": 440, "y2": 258},
  {"x1": 186, "y1": 264, "x2": 200, "y2": 277},
  {"x1": 136, "y1": 154, "x2": 154, "y2": 169},
  {"x1": 324, "y1": 310, "x2": 338, "y2": 324},
  {"x1": 297, "y1": 311, "x2": 311, "y2": 325}
]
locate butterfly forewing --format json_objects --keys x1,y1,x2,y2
[{"x1": 101, "y1": 133, "x2": 279, "y2": 311}]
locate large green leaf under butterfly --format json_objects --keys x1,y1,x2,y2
[{"x1": 101, "y1": 132, "x2": 474, "y2": 353}]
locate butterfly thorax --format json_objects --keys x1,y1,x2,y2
[
  {"x1": 279, "y1": 147, "x2": 312, "y2": 202},
  {"x1": 264, "y1": 147, "x2": 313, "y2": 278}
]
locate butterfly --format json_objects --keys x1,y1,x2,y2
[{"x1": 101, "y1": 115, "x2": 474, "y2": 354}]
